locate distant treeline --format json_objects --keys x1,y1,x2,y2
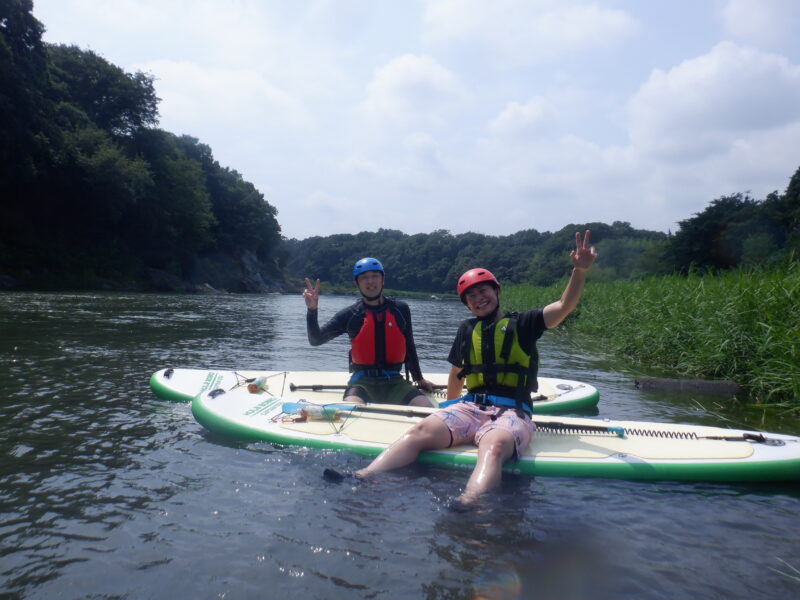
[
  {"x1": 286, "y1": 179, "x2": 799, "y2": 293},
  {"x1": 1, "y1": 1, "x2": 284, "y2": 291}
]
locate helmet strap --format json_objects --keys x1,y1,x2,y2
[{"x1": 480, "y1": 305, "x2": 500, "y2": 322}]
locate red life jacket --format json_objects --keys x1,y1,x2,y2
[{"x1": 350, "y1": 304, "x2": 407, "y2": 369}]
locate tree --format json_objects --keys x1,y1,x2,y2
[
  {"x1": 667, "y1": 193, "x2": 791, "y2": 272},
  {"x1": 177, "y1": 136, "x2": 282, "y2": 262},
  {"x1": 128, "y1": 129, "x2": 215, "y2": 272},
  {"x1": 47, "y1": 44, "x2": 159, "y2": 137},
  {"x1": 0, "y1": 0, "x2": 58, "y2": 266},
  {"x1": 0, "y1": 0, "x2": 49, "y2": 170}
]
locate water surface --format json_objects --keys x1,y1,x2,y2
[{"x1": 1, "y1": 292, "x2": 798, "y2": 599}]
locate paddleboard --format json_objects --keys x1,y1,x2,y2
[
  {"x1": 191, "y1": 387, "x2": 800, "y2": 483},
  {"x1": 149, "y1": 368, "x2": 600, "y2": 415}
]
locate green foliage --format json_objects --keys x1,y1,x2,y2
[
  {"x1": 129, "y1": 129, "x2": 216, "y2": 270},
  {"x1": 0, "y1": 0, "x2": 51, "y2": 181},
  {"x1": 0, "y1": 3, "x2": 283, "y2": 290},
  {"x1": 772, "y1": 166, "x2": 800, "y2": 256},
  {"x1": 506, "y1": 263, "x2": 800, "y2": 405},
  {"x1": 48, "y1": 44, "x2": 159, "y2": 136},
  {"x1": 178, "y1": 135, "x2": 281, "y2": 262},
  {"x1": 667, "y1": 193, "x2": 791, "y2": 273}
]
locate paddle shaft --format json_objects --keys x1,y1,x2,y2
[
  {"x1": 352, "y1": 406, "x2": 626, "y2": 436},
  {"x1": 289, "y1": 382, "x2": 448, "y2": 392},
  {"x1": 283, "y1": 401, "x2": 625, "y2": 436},
  {"x1": 280, "y1": 402, "x2": 770, "y2": 442}
]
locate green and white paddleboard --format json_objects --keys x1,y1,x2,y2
[
  {"x1": 191, "y1": 387, "x2": 800, "y2": 483},
  {"x1": 149, "y1": 368, "x2": 600, "y2": 415}
]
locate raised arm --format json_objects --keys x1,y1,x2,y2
[
  {"x1": 303, "y1": 277, "x2": 336, "y2": 346},
  {"x1": 543, "y1": 230, "x2": 597, "y2": 329}
]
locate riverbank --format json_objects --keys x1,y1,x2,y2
[{"x1": 503, "y1": 261, "x2": 800, "y2": 408}]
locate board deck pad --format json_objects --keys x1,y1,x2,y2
[
  {"x1": 190, "y1": 387, "x2": 800, "y2": 482},
  {"x1": 245, "y1": 397, "x2": 755, "y2": 461},
  {"x1": 150, "y1": 368, "x2": 600, "y2": 414}
]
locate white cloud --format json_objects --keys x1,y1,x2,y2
[
  {"x1": 340, "y1": 132, "x2": 446, "y2": 184},
  {"x1": 141, "y1": 60, "x2": 309, "y2": 132},
  {"x1": 488, "y1": 97, "x2": 556, "y2": 139},
  {"x1": 467, "y1": 37, "x2": 800, "y2": 235},
  {"x1": 422, "y1": 0, "x2": 639, "y2": 65},
  {"x1": 33, "y1": 0, "x2": 800, "y2": 240},
  {"x1": 361, "y1": 54, "x2": 465, "y2": 127},
  {"x1": 628, "y1": 42, "x2": 800, "y2": 161},
  {"x1": 722, "y1": 0, "x2": 800, "y2": 47},
  {"x1": 404, "y1": 132, "x2": 447, "y2": 178}
]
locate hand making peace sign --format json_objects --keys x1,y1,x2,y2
[
  {"x1": 570, "y1": 230, "x2": 597, "y2": 271},
  {"x1": 302, "y1": 277, "x2": 320, "y2": 310}
]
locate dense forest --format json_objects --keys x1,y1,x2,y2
[
  {"x1": 2, "y1": 1, "x2": 798, "y2": 295},
  {"x1": 1, "y1": 0, "x2": 284, "y2": 292}
]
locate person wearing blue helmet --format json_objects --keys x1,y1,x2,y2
[{"x1": 303, "y1": 257, "x2": 435, "y2": 406}]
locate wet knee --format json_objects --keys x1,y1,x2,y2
[
  {"x1": 408, "y1": 395, "x2": 434, "y2": 407},
  {"x1": 483, "y1": 437, "x2": 515, "y2": 462},
  {"x1": 402, "y1": 421, "x2": 441, "y2": 445}
]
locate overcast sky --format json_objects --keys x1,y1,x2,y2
[{"x1": 33, "y1": 0, "x2": 800, "y2": 240}]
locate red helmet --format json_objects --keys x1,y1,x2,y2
[{"x1": 457, "y1": 268, "x2": 499, "y2": 303}]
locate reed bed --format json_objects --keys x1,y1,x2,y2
[{"x1": 503, "y1": 262, "x2": 800, "y2": 406}]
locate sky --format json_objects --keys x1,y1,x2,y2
[{"x1": 32, "y1": 0, "x2": 800, "y2": 240}]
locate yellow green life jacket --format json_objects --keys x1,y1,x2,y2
[{"x1": 457, "y1": 314, "x2": 539, "y2": 404}]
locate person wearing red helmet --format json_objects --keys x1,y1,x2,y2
[
  {"x1": 303, "y1": 258, "x2": 435, "y2": 407},
  {"x1": 333, "y1": 231, "x2": 596, "y2": 507}
]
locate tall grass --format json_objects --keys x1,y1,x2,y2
[{"x1": 503, "y1": 261, "x2": 800, "y2": 406}]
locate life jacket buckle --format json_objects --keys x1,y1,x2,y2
[{"x1": 471, "y1": 393, "x2": 492, "y2": 407}]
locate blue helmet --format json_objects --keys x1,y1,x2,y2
[{"x1": 352, "y1": 257, "x2": 384, "y2": 280}]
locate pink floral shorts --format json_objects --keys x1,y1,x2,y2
[{"x1": 432, "y1": 401, "x2": 535, "y2": 459}]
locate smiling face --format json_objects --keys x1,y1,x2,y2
[
  {"x1": 463, "y1": 282, "x2": 500, "y2": 319},
  {"x1": 354, "y1": 270, "x2": 384, "y2": 302}
]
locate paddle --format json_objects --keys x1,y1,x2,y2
[
  {"x1": 289, "y1": 382, "x2": 554, "y2": 405},
  {"x1": 289, "y1": 382, "x2": 448, "y2": 392},
  {"x1": 280, "y1": 402, "x2": 777, "y2": 444},
  {"x1": 280, "y1": 401, "x2": 626, "y2": 436}
]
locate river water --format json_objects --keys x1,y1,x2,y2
[{"x1": 1, "y1": 291, "x2": 798, "y2": 599}]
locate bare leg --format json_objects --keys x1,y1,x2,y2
[
  {"x1": 355, "y1": 416, "x2": 451, "y2": 477},
  {"x1": 457, "y1": 429, "x2": 515, "y2": 504},
  {"x1": 408, "y1": 393, "x2": 435, "y2": 407},
  {"x1": 343, "y1": 394, "x2": 365, "y2": 404}
]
